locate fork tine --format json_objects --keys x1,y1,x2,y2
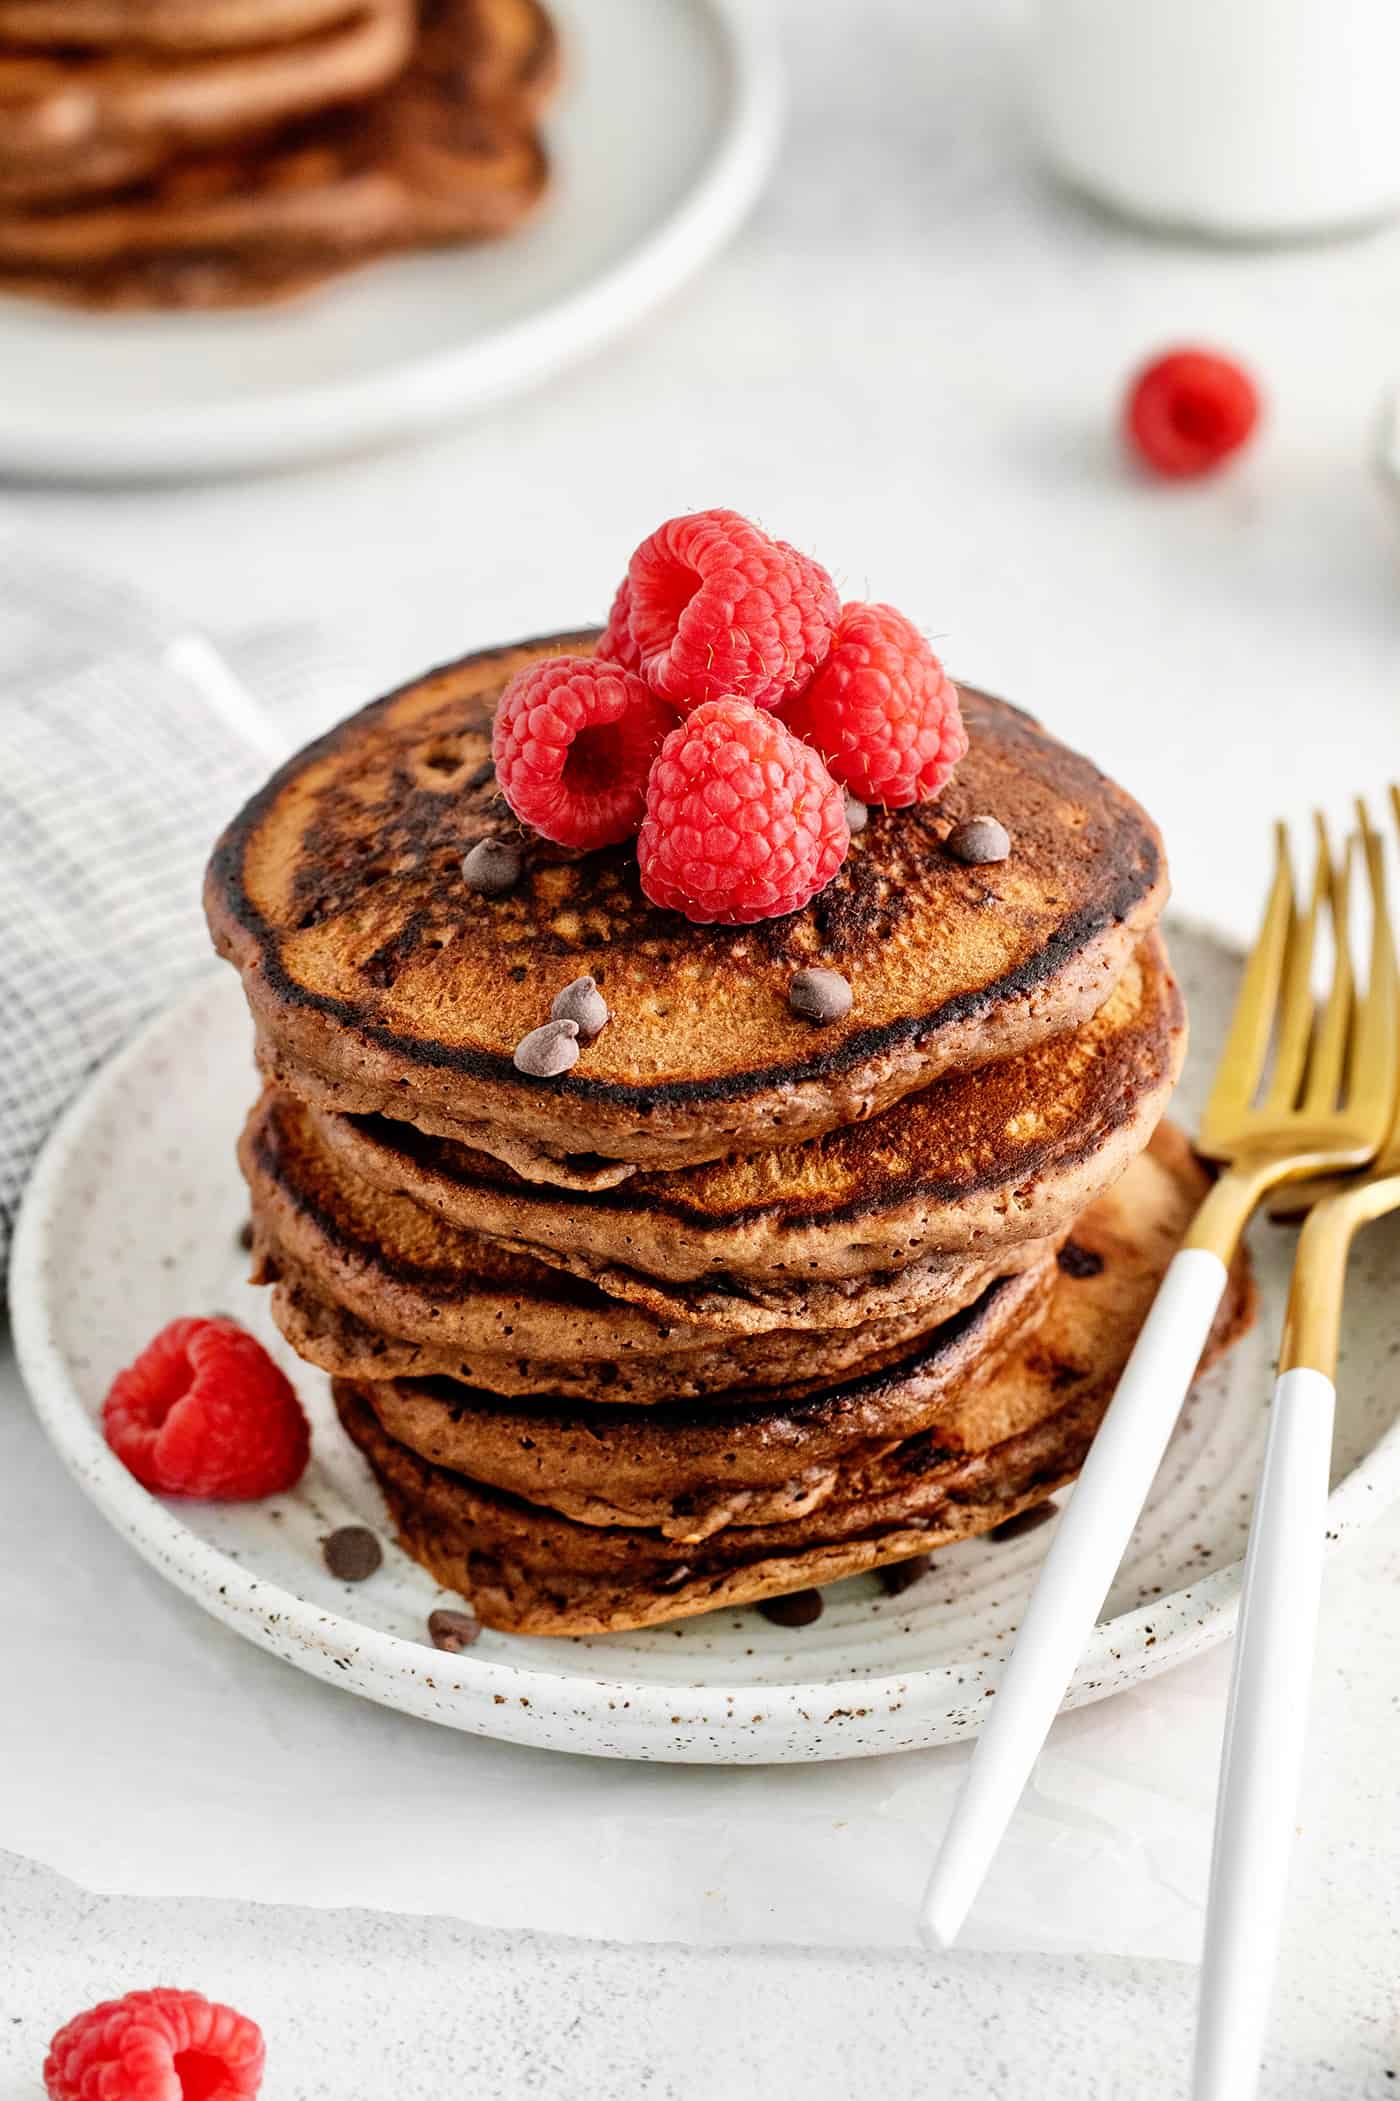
[
  {"x1": 1345, "y1": 796, "x2": 1400, "y2": 1138},
  {"x1": 1261, "y1": 820, "x2": 1326, "y2": 1113},
  {"x1": 1301, "y1": 816, "x2": 1353, "y2": 1117},
  {"x1": 1204, "y1": 820, "x2": 1295, "y2": 1127}
]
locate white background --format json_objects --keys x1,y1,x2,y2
[{"x1": 3, "y1": 0, "x2": 1400, "y2": 2093}]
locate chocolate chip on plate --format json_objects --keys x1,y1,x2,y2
[
  {"x1": 551, "y1": 974, "x2": 609, "y2": 1040},
  {"x1": 878, "y1": 1553, "x2": 932, "y2": 1597},
  {"x1": 945, "y1": 815, "x2": 1012, "y2": 866},
  {"x1": 428, "y1": 1607, "x2": 482, "y2": 1653},
  {"x1": 513, "y1": 1017, "x2": 579, "y2": 1078},
  {"x1": 322, "y1": 1525, "x2": 383, "y2": 1582},
  {"x1": 462, "y1": 838, "x2": 523, "y2": 896},
  {"x1": 758, "y1": 1588, "x2": 824, "y2": 1629},
  {"x1": 843, "y1": 791, "x2": 869, "y2": 835},
  {"x1": 789, "y1": 967, "x2": 852, "y2": 1026}
]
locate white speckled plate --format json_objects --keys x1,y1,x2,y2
[{"x1": 12, "y1": 922, "x2": 1400, "y2": 1762}]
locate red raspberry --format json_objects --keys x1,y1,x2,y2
[
  {"x1": 493, "y1": 655, "x2": 677, "y2": 850},
  {"x1": 594, "y1": 576, "x2": 642, "y2": 674},
  {"x1": 626, "y1": 508, "x2": 839, "y2": 714},
  {"x1": 638, "y1": 696, "x2": 849, "y2": 924},
  {"x1": 103, "y1": 1318, "x2": 310, "y2": 1500},
  {"x1": 45, "y1": 1987, "x2": 265, "y2": 2101},
  {"x1": 783, "y1": 602, "x2": 967, "y2": 808},
  {"x1": 1124, "y1": 347, "x2": 1260, "y2": 478}
]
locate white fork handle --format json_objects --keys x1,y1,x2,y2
[
  {"x1": 921, "y1": 1246, "x2": 1229, "y2": 1948},
  {"x1": 1193, "y1": 1366, "x2": 1336, "y2": 2101}
]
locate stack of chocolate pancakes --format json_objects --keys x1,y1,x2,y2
[
  {"x1": 206, "y1": 634, "x2": 1253, "y2": 1635},
  {"x1": 0, "y1": 0, "x2": 556, "y2": 307}
]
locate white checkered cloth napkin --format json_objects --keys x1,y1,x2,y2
[{"x1": 0, "y1": 540, "x2": 285, "y2": 1281}]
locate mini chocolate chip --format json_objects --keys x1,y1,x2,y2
[
  {"x1": 1057, "y1": 1240, "x2": 1105, "y2": 1279},
  {"x1": 551, "y1": 975, "x2": 609, "y2": 1040},
  {"x1": 237, "y1": 1220, "x2": 254, "y2": 1253},
  {"x1": 513, "y1": 1017, "x2": 579, "y2": 1078},
  {"x1": 879, "y1": 1553, "x2": 932, "y2": 1597},
  {"x1": 843, "y1": 791, "x2": 869, "y2": 835},
  {"x1": 758, "y1": 1588, "x2": 824, "y2": 1628},
  {"x1": 462, "y1": 838, "x2": 522, "y2": 896},
  {"x1": 990, "y1": 1500, "x2": 1058, "y2": 1542},
  {"x1": 789, "y1": 967, "x2": 852, "y2": 1026},
  {"x1": 322, "y1": 1525, "x2": 382, "y2": 1582},
  {"x1": 428, "y1": 1607, "x2": 482, "y2": 1652},
  {"x1": 946, "y1": 815, "x2": 1011, "y2": 866}
]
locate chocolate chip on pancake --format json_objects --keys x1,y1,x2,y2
[
  {"x1": 946, "y1": 815, "x2": 1011, "y2": 865},
  {"x1": 462, "y1": 838, "x2": 522, "y2": 896},
  {"x1": 789, "y1": 967, "x2": 852, "y2": 1026},
  {"x1": 513, "y1": 1017, "x2": 578, "y2": 1078},
  {"x1": 551, "y1": 975, "x2": 608, "y2": 1040}
]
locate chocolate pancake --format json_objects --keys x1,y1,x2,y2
[
  {"x1": 0, "y1": 0, "x2": 366, "y2": 51},
  {"x1": 241, "y1": 1085, "x2": 1055, "y2": 1392},
  {"x1": 315, "y1": 936, "x2": 1185, "y2": 1299},
  {"x1": 352, "y1": 1260, "x2": 1056, "y2": 1540},
  {"x1": 206, "y1": 636, "x2": 1169, "y2": 1183},
  {"x1": 0, "y1": 0, "x2": 556, "y2": 306},
  {"x1": 334, "y1": 1126, "x2": 1256, "y2": 1632},
  {"x1": 0, "y1": 0, "x2": 414, "y2": 205}
]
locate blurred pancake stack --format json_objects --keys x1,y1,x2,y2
[
  {"x1": 0, "y1": 0, "x2": 557, "y2": 306},
  {"x1": 206, "y1": 632, "x2": 1254, "y2": 1636}
]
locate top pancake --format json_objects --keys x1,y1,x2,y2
[{"x1": 206, "y1": 633, "x2": 1168, "y2": 1180}]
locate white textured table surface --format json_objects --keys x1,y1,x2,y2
[{"x1": 4, "y1": 0, "x2": 1400, "y2": 2094}]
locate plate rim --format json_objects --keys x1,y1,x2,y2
[
  {"x1": 12, "y1": 945, "x2": 1400, "y2": 1762},
  {"x1": 0, "y1": 0, "x2": 783, "y2": 482}
]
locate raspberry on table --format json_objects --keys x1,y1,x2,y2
[
  {"x1": 637, "y1": 696, "x2": 850, "y2": 924},
  {"x1": 625, "y1": 508, "x2": 840, "y2": 714},
  {"x1": 492, "y1": 655, "x2": 677, "y2": 850},
  {"x1": 594, "y1": 575, "x2": 643, "y2": 674},
  {"x1": 782, "y1": 601, "x2": 967, "y2": 808},
  {"x1": 45, "y1": 1987, "x2": 265, "y2": 2101},
  {"x1": 103, "y1": 1317, "x2": 310, "y2": 1501},
  {"x1": 1123, "y1": 347, "x2": 1260, "y2": 478}
]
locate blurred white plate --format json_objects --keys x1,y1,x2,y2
[
  {"x1": 0, "y1": 0, "x2": 779, "y2": 481},
  {"x1": 13, "y1": 923, "x2": 1400, "y2": 1763}
]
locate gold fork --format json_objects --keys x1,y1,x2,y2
[
  {"x1": 922, "y1": 802, "x2": 1397, "y2": 1954},
  {"x1": 1194, "y1": 791, "x2": 1400, "y2": 2101}
]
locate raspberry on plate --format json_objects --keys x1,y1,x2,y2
[
  {"x1": 637, "y1": 696, "x2": 850, "y2": 924},
  {"x1": 493, "y1": 655, "x2": 677, "y2": 849},
  {"x1": 594, "y1": 575, "x2": 643, "y2": 675},
  {"x1": 45, "y1": 1987, "x2": 265, "y2": 2101},
  {"x1": 783, "y1": 601, "x2": 967, "y2": 808},
  {"x1": 625, "y1": 508, "x2": 840, "y2": 714},
  {"x1": 103, "y1": 1317, "x2": 310, "y2": 1501},
  {"x1": 1123, "y1": 347, "x2": 1260, "y2": 478}
]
